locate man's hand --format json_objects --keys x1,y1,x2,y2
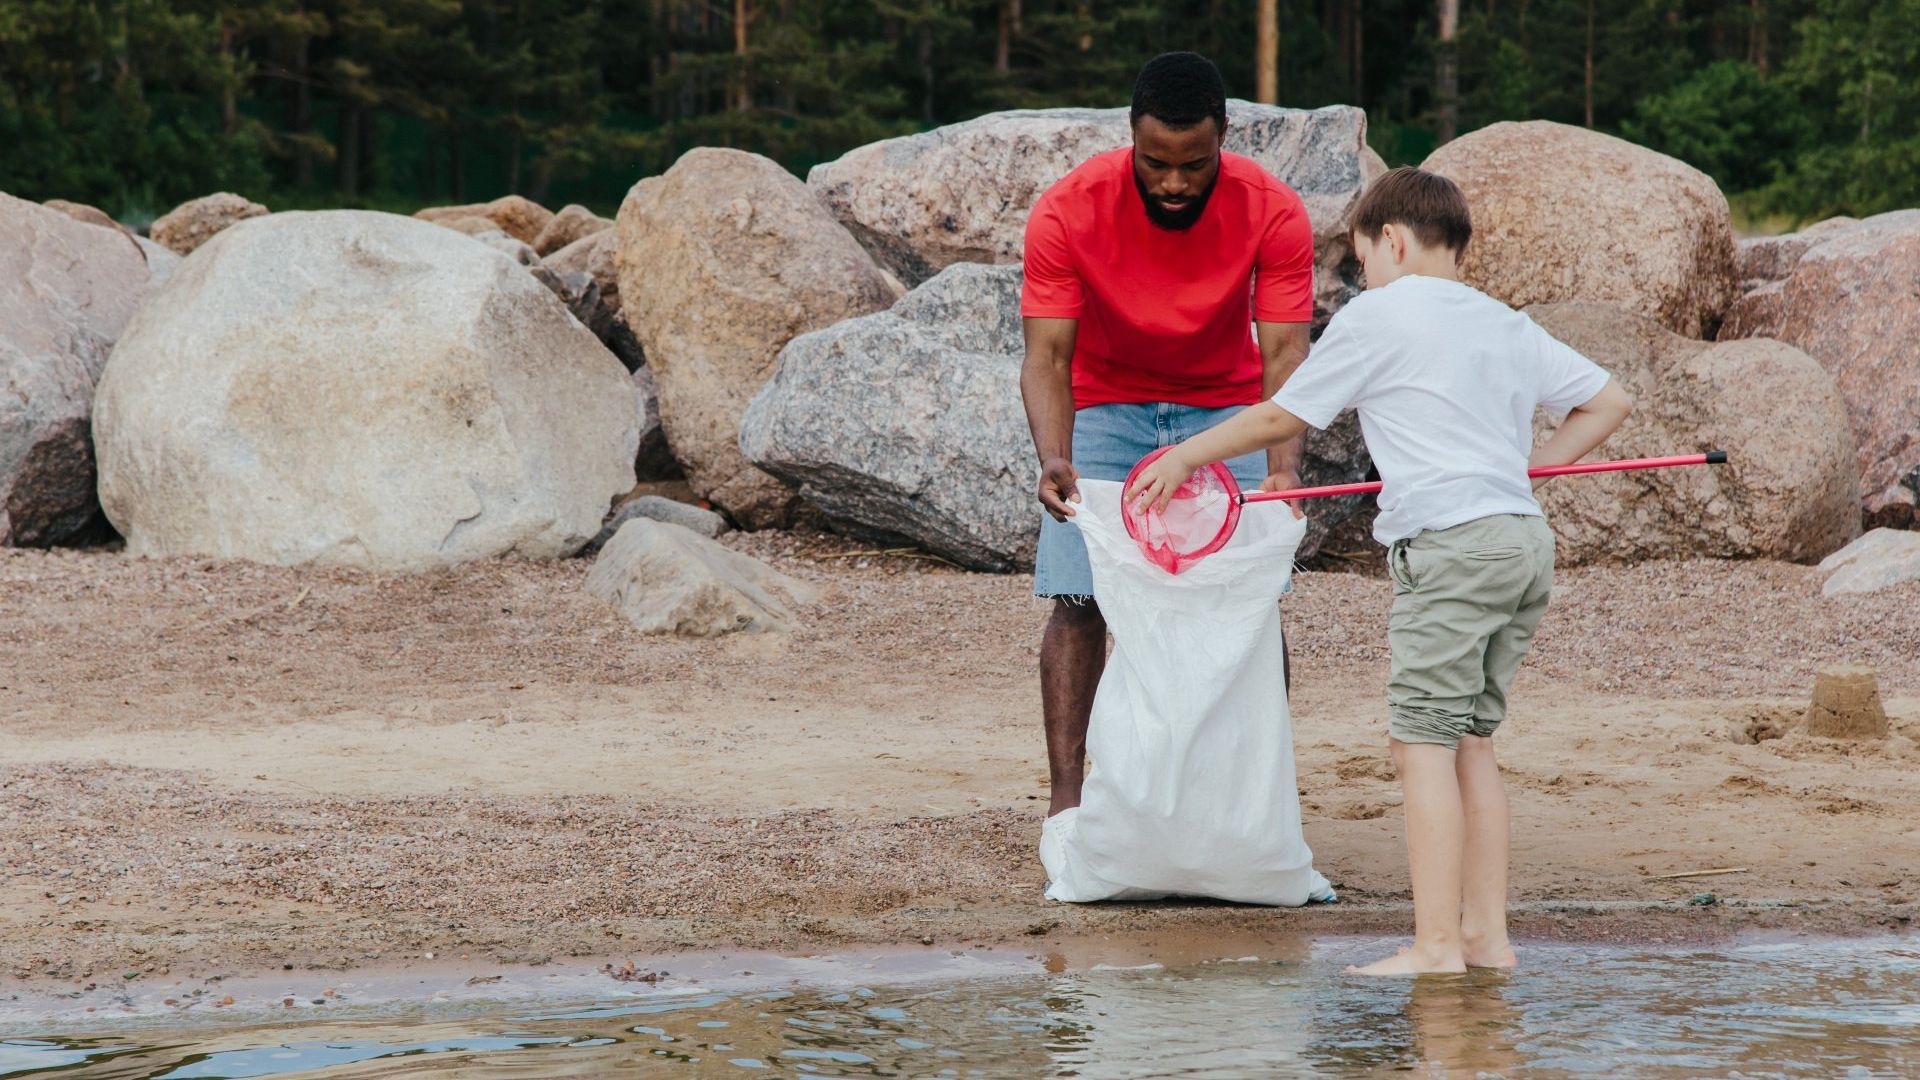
[
  {"x1": 1258, "y1": 470, "x2": 1307, "y2": 520},
  {"x1": 1038, "y1": 456, "x2": 1081, "y2": 521}
]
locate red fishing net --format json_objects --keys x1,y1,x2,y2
[{"x1": 1120, "y1": 446, "x2": 1244, "y2": 575}]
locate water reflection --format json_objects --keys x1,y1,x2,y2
[{"x1": 2, "y1": 937, "x2": 1916, "y2": 1078}]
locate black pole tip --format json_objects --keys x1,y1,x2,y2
[{"x1": 1706, "y1": 450, "x2": 1729, "y2": 465}]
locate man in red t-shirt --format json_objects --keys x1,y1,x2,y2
[{"x1": 1020, "y1": 52, "x2": 1316, "y2": 817}]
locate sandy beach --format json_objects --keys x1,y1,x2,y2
[{"x1": 4, "y1": 534, "x2": 1917, "y2": 996}]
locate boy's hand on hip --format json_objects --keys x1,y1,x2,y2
[{"x1": 1038, "y1": 457, "x2": 1081, "y2": 521}]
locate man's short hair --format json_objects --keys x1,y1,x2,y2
[
  {"x1": 1349, "y1": 166, "x2": 1473, "y2": 254},
  {"x1": 1131, "y1": 52, "x2": 1228, "y2": 133}
]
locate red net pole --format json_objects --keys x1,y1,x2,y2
[{"x1": 1239, "y1": 451, "x2": 1726, "y2": 505}]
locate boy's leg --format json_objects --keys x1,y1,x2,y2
[
  {"x1": 1455, "y1": 735, "x2": 1514, "y2": 968},
  {"x1": 1350, "y1": 519, "x2": 1534, "y2": 976},
  {"x1": 1457, "y1": 517, "x2": 1553, "y2": 967},
  {"x1": 1347, "y1": 737, "x2": 1468, "y2": 975}
]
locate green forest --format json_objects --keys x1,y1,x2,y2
[{"x1": 1, "y1": 0, "x2": 1913, "y2": 225}]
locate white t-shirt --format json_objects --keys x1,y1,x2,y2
[{"x1": 1272, "y1": 275, "x2": 1611, "y2": 546}]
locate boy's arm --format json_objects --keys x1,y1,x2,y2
[
  {"x1": 1126, "y1": 402, "x2": 1310, "y2": 512},
  {"x1": 1529, "y1": 378, "x2": 1634, "y2": 487}
]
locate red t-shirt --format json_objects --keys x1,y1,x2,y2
[{"x1": 1020, "y1": 147, "x2": 1315, "y2": 408}]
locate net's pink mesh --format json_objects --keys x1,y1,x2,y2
[{"x1": 1120, "y1": 448, "x2": 1244, "y2": 574}]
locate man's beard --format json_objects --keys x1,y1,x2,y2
[{"x1": 1135, "y1": 168, "x2": 1218, "y2": 231}]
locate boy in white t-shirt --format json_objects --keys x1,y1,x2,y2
[{"x1": 1127, "y1": 167, "x2": 1634, "y2": 975}]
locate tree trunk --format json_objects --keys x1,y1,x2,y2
[
  {"x1": 1078, "y1": 2, "x2": 1092, "y2": 51},
  {"x1": 1256, "y1": 0, "x2": 1278, "y2": 104},
  {"x1": 219, "y1": 22, "x2": 238, "y2": 136},
  {"x1": 449, "y1": 133, "x2": 464, "y2": 202},
  {"x1": 1583, "y1": 0, "x2": 1595, "y2": 128},
  {"x1": 919, "y1": 19, "x2": 936, "y2": 123},
  {"x1": 359, "y1": 108, "x2": 377, "y2": 196},
  {"x1": 509, "y1": 128, "x2": 523, "y2": 193},
  {"x1": 1436, "y1": 0, "x2": 1458, "y2": 142},
  {"x1": 996, "y1": 0, "x2": 1014, "y2": 73},
  {"x1": 734, "y1": 0, "x2": 753, "y2": 111},
  {"x1": 1351, "y1": 0, "x2": 1364, "y2": 103},
  {"x1": 1748, "y1": 0, "x2": 1768, "y2": 75},
  {"x1": 337, "y1": 105, "x2": 361, "y2": 198},
  {"x1": 291, "y1": 28, "x2": 313, "y2": 189}
]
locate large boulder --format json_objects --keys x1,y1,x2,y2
[
  {"x1": 532, "y1": 203, "x2": 614, "y2": 256},
  {"x1": 808, "y1": 102, "x2": 1379, "y2": 323},
  {"x1": 548, "y1": 229, "x2": 645, "y2": 370},
  {"x1": 1423, "y1": 122, "x2": 1738, "y2": 338},
  {"x1": 617, "y1": 148, "x2": 900, "y2": 528},
  {"x1": 415, "y1": 195, "x2": 554, "y2": 245},
  {"x1": 586, "y1": 519, "x2": 817, "y2": 635},
  {"x1": 149, "y1": 192, "x2": 270, "y2": 255},
  {"x1": 741, "y1": 263, "x2": 1370, "y2": 571},
  {"x1": 1527, "y1": 302, "x2": 1858, "y2": 564},
  {"x1": 94, "y1": 210, "x2": 639, "y2": 571},
  {"x1": 0, "y1": 193, "x2": 154, "y2": 545},
  {"x1": 1718, "y1": 210, "x2": 1920, "y2": 529}
]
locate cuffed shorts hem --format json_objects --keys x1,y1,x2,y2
[{"x1": 1387, "y1": 707, "x2": 1501, "y2": 749}]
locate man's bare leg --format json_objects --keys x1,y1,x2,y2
[
  {"x1": 1041, "y1": 598, "x2": 1107, "y2": 817},
  {"x1": 1348, "y1": 739, "x2": 1468, "y2": 976},
  {"x1": 1456, "y1": 735, "x2": 1516, "y2": 968}
]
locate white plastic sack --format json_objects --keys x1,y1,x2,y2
[{"x1": 1039, "y1": 479, "x2": 1334, "y2": 905}]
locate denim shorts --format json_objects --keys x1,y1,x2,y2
[{"x1": 1033, "y1": 402, "x2": 1268, "y2": 600}]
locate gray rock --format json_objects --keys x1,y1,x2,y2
[
  {"x1": 740, "y1": 262, "x2": 1369, "y2": 571},
  {"x1": 586, "y1": 518, "x2": 817, "y2": 635},
  {"x1": 549, "y1": 229, "x2": 645, "y2": 371},
  {"x1": 590, "y1": 495, "x2": 728, "y2": 553},
  {"x1": 631, "y1": 367, "x2": 678, "y2": 480},
  {"x1": 134, "y1": 236, "x2": 183, "y2": 287},
  {"x1": 1, "y1": 193, "x2": 154, "y2": 546},
  {"x1": 807, "y1": 102, "x2": 1377, "y2": 324},
  {"x1": 94, "y1": 210, "x2": 639, "y2": 571},
  {"x1": 1818, "y1": 529, "x2": 1920, "y2": 597}
]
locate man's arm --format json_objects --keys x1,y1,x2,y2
[
  {"x1": 1529, "y1": 378, "x2": 1635, "y2": 486},
  {"x1": 1021, "y1": 316, "x2": 1081, "y2": 521},
  {"x1": 1255, "y1": 320, "x2": 1312, "y2": 491}
]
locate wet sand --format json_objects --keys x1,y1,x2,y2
[{"x1": 3, "y1": 534, "x2": 1918, "y2": 1002}]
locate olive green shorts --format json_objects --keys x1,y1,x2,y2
[{"x1": 1386, "y1": 514, "x2": 1555, "y2": 749}]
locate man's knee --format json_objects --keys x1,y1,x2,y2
[{"x1": 1048, "y1": 597, "x2": 1106, "y2": 634}]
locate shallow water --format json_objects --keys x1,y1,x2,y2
[{"x1": 3, "y1": 936, "x2": 1917, "y2": 1078}]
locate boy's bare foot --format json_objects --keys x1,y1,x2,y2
[
  {"x1": 1344, "y1": 943, "x2": 1466, "y2": 976},
  {"x1": 1463, "y1": 939, "x2": 1517, "y2": 969}
]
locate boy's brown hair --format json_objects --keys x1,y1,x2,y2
[{"x1": 1348, "y1": 166, "x2": 1472, "y2": 254}]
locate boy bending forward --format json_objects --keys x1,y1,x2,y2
[{"x1": 1128, "y1": 167, "x2": 1633, "y2": 975}]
